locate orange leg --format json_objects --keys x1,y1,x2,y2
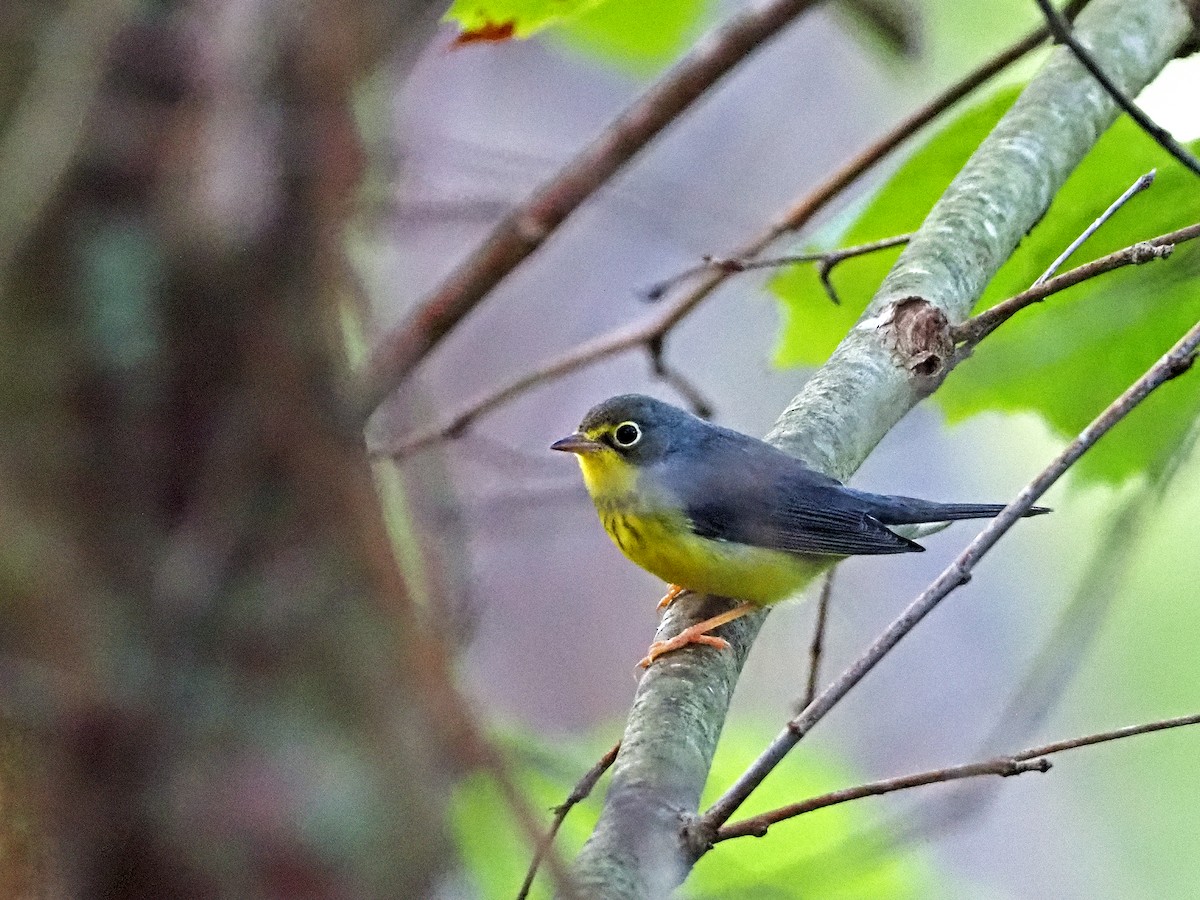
[
  {"x1": 656, "y1": 583, "x2": 687, "y2": 611},
  {"x1": 638, "y1": 602, "x2": 757, "y2": 669}
]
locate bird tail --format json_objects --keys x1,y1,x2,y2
[{"x1": 846, "y1": 490, "x2": 1051, "y2": 525}]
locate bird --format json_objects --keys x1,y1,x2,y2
[{"x1": 551, "y1": 394, "x2": 1048, "y2": 668}]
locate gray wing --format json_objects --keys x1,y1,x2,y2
[{"x1": 660, "y1": 430, "x2": 923, "y2": 557}]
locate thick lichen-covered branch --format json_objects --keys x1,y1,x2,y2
[{"x1": 572, "y1": 1, "x2": 1197, "y2": 896}]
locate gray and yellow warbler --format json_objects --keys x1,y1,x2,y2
[{"x1": 552, "y1": 394, "x2": 1048, "y2": 667}]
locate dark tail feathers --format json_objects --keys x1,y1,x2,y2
[{"x1": 849, "y1": 490, "x2": 1051, "y2": 526}]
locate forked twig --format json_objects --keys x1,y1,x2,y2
[
  {"x1": 644, "y1": 233, "x2": 912, "y2": 305},
  {"x1": 1033, "y1": 170, "x2": 1155, "y2": 285},
  {"x1": 953, "y1": 222, "x2": 1200, "y2": 347},
  {"x1": 713, "y1": 713, "x2": 1200, "y2": 841}
]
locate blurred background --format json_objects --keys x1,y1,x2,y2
[{"x1": 3, "y1": 0, "x2": 1200, "y2": 896}]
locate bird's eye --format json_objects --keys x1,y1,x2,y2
[{"x1": 613, "y1": 421, "x2": 642, "y2": 448}]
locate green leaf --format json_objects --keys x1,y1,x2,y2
[
  {"x1": 444, "y1": 0, "x2": 711, "y2": 70},
  {"x1": 444, "y1": 0, "x2": 608, "y2": 42},
  {"x1": 772, "y1": 85, "x2": 1024, "y2": 368},
  {"x1": 551, "y1": 0, "x2": 712, "y2": 73},
  {"x1": 450, "y1": 732, "x2": 609, "y2": 899},
  {"x1": 1074, "y1": 460, "x2": 1200, "y2": 896}
]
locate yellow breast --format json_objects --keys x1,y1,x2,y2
[{"x1": 575, "y1": 450, "x2": 830, "y2": 605}]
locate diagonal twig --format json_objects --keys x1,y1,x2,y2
[
  {"x1": 517, "y1": 741, "x2": 621, "y2": 900},
  {"x1": 1034, "y1": 0, "x2": 1200, "y2": 179},
  {"x1": 713, "y1": 712, "x2": 1200, "y2": 841},
  {"x1": 357, "y1": 0, "x2": 834, "y2": 420},
  {"x1": 693, "y1": 312, "x2": 1200, "y2": 844},
  {"x1": 364, "y1": 7, "x2": 1075, "y2": 428}
]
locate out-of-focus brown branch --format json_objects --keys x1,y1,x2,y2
[
  {"x1": 357, "y1": 0, "x2": 834, "y2": 420},
  {"x1": 360, "y1": 4, "x2": 1075, "y2": 423},
  {"x1": 0, "y1": 0, "x2": 138, "y2": 291},
  {"x1": 696, "y1": 313, "x2": 1200, "y2": 841},
  {"x1": 713, "y1": 712, "x2": 1200, "y2": 841},
  {"x1": 376, "y1": 15, "x2": 1073, "y2": 458}
]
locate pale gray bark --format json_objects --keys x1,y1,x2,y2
[{"x1": 572, "y1": 0, "x2": 1197, "y2": 895}]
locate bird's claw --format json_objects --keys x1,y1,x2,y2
[
  {"x1": 637, "y1": 631, "x2": 730, "y2": 668},
  {"x1": 656, "y1": 584, "x2": 686, "y2": 611}
]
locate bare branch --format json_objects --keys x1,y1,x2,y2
[
  {"x1": 696, "y1": 314, "x2": 1200, "y2": 840},
  {"x1": 1033, "y1": 169, "x2": 1155, "y2": 285},
  {"x1": 517, "y1": 742, "x2": 621, "y2": 900},
  {"x1": 357, "y1": 0, "x2": 833, "y2": 420},
  {"x1": 377, "y1": 10, "x2": 1070, "y2": 460},
  {"x1": 1034, "y1": 0, "x2": 1200, "y2": 178},
  {"x1": 365, "y1": 11, "x2": 1067, "y2": 433},
  {"x1": 644, "y1": 233, "x2": 911, "y2": 304},
  {"x1": 646, "y1": 339, "x2": 714, "y2": 419},
  {"x1": 952, "y1": 222, "x2": 1200, "y2": 347},
  {"x1": 713, "y1": 712, "x2": 1200, "y2": 842}
]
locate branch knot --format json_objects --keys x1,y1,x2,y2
[{"x1": 879, "y1": 297, "x2": 953, "y2": 380}]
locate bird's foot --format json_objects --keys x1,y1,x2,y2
[
  {"x1": 637, "y1": 602, "x2": 756, "y2": 668},
  {"x1": 656, "y1": 583, "x2": 686, "y2": 611},
  {"x1": 638, "y1": 629, "x2": 729, "y2": 668}
]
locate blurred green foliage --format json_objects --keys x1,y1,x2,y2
[
  {"x1": 443, "y1": 0, "x2": 609, "y2": 40},
  {"x1": 442, "y1": 0, "x2": 712, "y2": 71},
  {"x1": 552, "y1": 0, "x2": 712, "y2": 74},
  {"x1": 452, "y1": 725, "x2": 937, "y2": 898},
  {"x1": 772, "y1": 84, "x2": 1200, "y2": 486}
]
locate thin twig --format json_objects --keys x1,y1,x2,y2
[
  {"x1": 516, "y1": 741, "x2": 621, "y2": 900},
  {"x1": 380, "y1": 216, "x2": 1198, "y2": 461},
  {"x1": 646, "y1": 337, "x2": 714, "y2": 418},
  {"x1": 644, "y1": 233, "x2": 912, "y2": 304},
  {"x1": 1034, "y1": 0, "x2": 1200, "y2": 178},
  {"x1": 694, "y1": 314, "x2": 1200, "y2": 841},
  {"x1": 1034, "y1": 170, "x2": 1155, "y2": 285},
  {"x1": 801, "y1": 570, "x2": 836, "y2": 711},
  {"x1": 952, "y1": 222, "x2": 1200, "y2": 347},
  {"x1": 357, "y1": 0, "x2": 832, "y2": 421},
  {"x1": 712, "y1": 712, "x2": 1200, "y2": 842},
  {"x1": 887, "y1": 413, "x2": 1200, "y2": 846},
  {"x1": 378, "y1": 27, "x2": 1076, "y2": 460},
  {"x1": 634, "y1": 3, "x2": 1082, "y2": 302}
]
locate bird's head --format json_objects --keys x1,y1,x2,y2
[{"x1": 551, "y1": 394, "x2": 701, "y2": 495}]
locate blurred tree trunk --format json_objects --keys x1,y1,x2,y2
[{"x1": 0, "y1": 1, "x2": 453, "y2": 895}]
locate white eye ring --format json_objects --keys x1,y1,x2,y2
[{"x1": 613, "y1": 421, "x2": 642, "y2": 448}]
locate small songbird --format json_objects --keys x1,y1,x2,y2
[{"x1": 552, "y1": 394, "x2": 1048, "y2": 668}]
